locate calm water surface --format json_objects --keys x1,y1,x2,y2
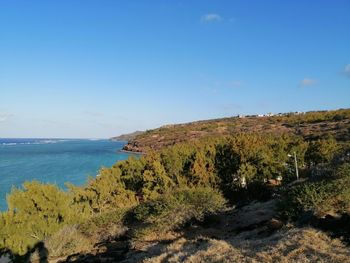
[{"x1": 0, "y1": 138, "x2": 133, "y2": 210}]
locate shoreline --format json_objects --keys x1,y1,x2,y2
[{"x1": 118, "y1": 149, "x2": 144, "y2": 155}]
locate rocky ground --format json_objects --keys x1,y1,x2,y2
[{"x1": 54, "y1": 199, "x2": 350, "y2": 263}]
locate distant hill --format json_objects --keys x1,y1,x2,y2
[
  {"x1": 110, "y1": 131, "x2": 144, "y2": 141},
  {"x1": 122, "y1": 109, "x2": 350, "y2": 153}
]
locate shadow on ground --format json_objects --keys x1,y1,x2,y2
[{"x1": 0, "y1": 241, "x2": 48, "y2": 263}]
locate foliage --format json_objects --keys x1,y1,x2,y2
[
  {"x1": 131, "y1": 187, "x2": 226, "y2": 240},
  {"x1": 278, "y1": 180, "x2": 335, "y2": 219},
  {"x1": 46, "y1": 209, "x2": 128, "y2": 258},
  {"x1": 0, "y1": 182, "x2": 80, "y2": 255},
  {"x1": 125, "y1": 109, "x2": 350, "y2": 152},
  {"x1": 278, "y1": 163, "x2": 350, "y2": 219},
  {"x1": 45, "y1": 225, "x2": 92, "y2": 258},
  {"x1": 215, "y1": 133, "x2": 307, "y2": 200},
  {"x1": 68, "y1": 166, "x2": 138, "y2": 214},
  {"x1": 78, "y1": 209, "x2": 127, "y2": 241},
  {"x1": 0, "y1": 127, "x2": 348, "y2": 257},
  {"x1": 305, "y1": 137, "x2": 339, "y2": 166}
]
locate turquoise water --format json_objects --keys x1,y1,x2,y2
[{"x1": 0, "y1": 138, "x2": 133, "y2": 211}]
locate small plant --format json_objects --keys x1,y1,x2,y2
[
  {"x1": 45, "y1": 225, "x2": 92, "y2": 258},
  {"x1": 131, "y1": 187, "x2": 226, "y2": 240},
  {"x1": 279, "y1": 180, "x2": 334, "y2": 219},
  {"x1": 278, "y1": 163, "x2": 350, "y2": 219},
  {"x1": 78, "y1": 209, "x2": 128, "y2": 241}
]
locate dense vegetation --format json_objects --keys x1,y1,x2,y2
[
  {"x1": 1, "y1": 109, "x2": 349, "y2": 260},
  {"x1": 278, "y1": 162, "x2": 350, "y2": 220},
  {"x1": 122, "y1": 109, "x2": 350, "y2": 152}
]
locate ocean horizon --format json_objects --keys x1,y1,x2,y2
[{"x1": 0, "y1": 138, "x2": 133, "y2": 211}]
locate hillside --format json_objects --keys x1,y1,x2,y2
[
  {"x1": 122, "y1": 109, "x2": 350, "y2": 153},
  {"x1": 1, "y1": 109, "x2": 350, "y2": 262},
  {"x1": 111, "y1": 131, "x2": 145, "y2": 142}
]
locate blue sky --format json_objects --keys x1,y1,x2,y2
[{"x1": 0, "y1": 0, "x2": 349, "y2": 138}]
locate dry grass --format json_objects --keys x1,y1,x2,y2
[
  {"x1": 45, "y1": 225, "x2": 93, "y2": 258},
  {"x1": 131, "y1": 227, "x2": 350, "y2": 263}
]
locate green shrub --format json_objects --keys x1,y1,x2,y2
[
  {"x1": 305, "y1": 137, "x2": 339, "y2": 166},
  {"x1": 78, "y1": 209, "x2": 127, "y2": 241},
  {"x1": 131, "y1": 187, "x2": 226, "y2": 240},
  {"x1": 278, "y1": 181, "x2": 334, "y2": 219},
  {"x1": 0, "y1": 182, "x2": 80, "y2": 255},
  {"x1": 334, "y1": 163, "x2": 350, "y2": 179},
  {"x1": 1, "y1": 129, "x2": 347, "y2": 257},
  {"x1": 278, "y1": 165, "x2": 350, "y2": 219}
]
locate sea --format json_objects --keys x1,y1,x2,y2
[{"x1": 0, "y1": 138, "x2": 134, "y2": 211}]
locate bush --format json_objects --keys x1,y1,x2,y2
[
  {"x1": 78, "y1": 209, "x2": 127, "y2": 242},
  {"x1": 45, "y1": 225, "x2": 92, "y2": 258},
  {"x1": 0, "y1": 182, "x2": 80, "y2": 255},
  {"x1": 0, "y1": 130, "x2": 346, "y2": 257},
  {"x1": 334, "y1": 163, "x2": 350, "y2": 179},
  {"x1": 45, "y1": 209, "x2": 129, "y2": 258},
  {"x1": 278, "y1": 181, "x2": 335, "y2": 219},
  {"x1": 305, "y1": 137, "x2": 339, "y2": 166},
  {"x1": 131, "y1": 187, "x2": 226, "y2": 240},
  {"x1": 278, "y1": 165, "x2": 350, "y2": 220}
]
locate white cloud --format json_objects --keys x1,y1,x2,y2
[
  {"x1": 300, "y1": 78, "x2": 318, "y2": 87},
  {"x1": 0, "y1": 113, "x2": 13, "y2": 122},
  {"x1": 201, "y1": 13, "x2": 222, "y2": 23},
  {"x1": 344, "y1": 64, "x2": 350, "y2": 77}
]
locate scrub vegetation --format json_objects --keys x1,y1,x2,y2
[{"x1": 0, "y1": 109, "x2": 349, "y2": 262}]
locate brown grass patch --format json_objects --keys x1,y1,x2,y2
[{"x1": 134, "y1": 227, "x2": 350, "y2": 263}]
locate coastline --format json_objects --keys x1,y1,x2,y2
[
  {"x1": 118, "y1": 149, "x2": 144, "y2": 155},
  {"x1": 0, "y1": 139, "x2": 130, "y2": 211}
]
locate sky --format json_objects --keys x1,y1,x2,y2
[{"x1": 0, "y1": 0, "x2": 349, "y2": 138}]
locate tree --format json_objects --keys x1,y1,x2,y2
[
  {"x1": 305, "y1": 137, "x2": 339, "y2": 166},
  {"x1": 1, "y1": 181, "x2": 78, "y2": 255}
]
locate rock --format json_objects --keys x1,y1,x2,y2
[{"x1": 267, "y1": 218, "x2": 284, "y2": 231}]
